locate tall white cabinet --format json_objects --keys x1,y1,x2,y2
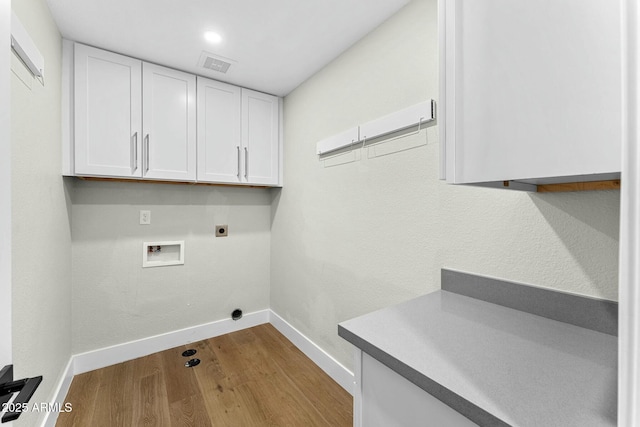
[
  {"x1": 73, "y1": 44, "x2": 142, "y2": 177},
  {"x1": 439, "y1": 0, "x2": 622, "y2": 188},
  {"x1": 197, "y1": 77, "x2": 280, "y2": 186}
]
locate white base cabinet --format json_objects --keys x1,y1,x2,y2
[
  {"x1": 355, "y1": 351, "x2": 478, "y2": 427},
  {"x1": 439, "y1": 0, "x2": 622, "y2": 187}
]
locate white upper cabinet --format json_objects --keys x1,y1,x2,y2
[
  {"x1": 68, "y1": 42, "x2": 281, "y2": 186},
  {"x1": 241, "y1": 89, "x2": 280, "y2": 186},
  {"x1": 439, "y1": 0, "x2": 622, "y2": 188},
  {"x1": 74, "y1": 43, "x2": 142, "y2": 177},
  {"x1": 197, "y1": 77, "x2": 242, "y2": 183},
  {"x1": 142, "y1": 63, "x2": 196, "y2": 181},
  {"x1": 197, "y1": 81, "x2": 281, "y2": 186}
]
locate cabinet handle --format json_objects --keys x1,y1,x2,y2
[
  {"x1": 236, "y1": 146, "x2": 241, "y2": 179},
  {"x1": 144, "y1": 134, "x2": 150, "y2": 175},
  {"x1": 131, "y1": 132, "x2": 138, "y2": 174},
  {"x1": 244, "y1": 147, "x2": 248, "y2": 180}
]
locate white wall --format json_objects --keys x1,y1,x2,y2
[
  {"x1": 1, "y1": 0, "x2": 12, "y2": 369},
  {"x1": 71, "y1": 180, "x2": 271, "y2": 354},
  {"x1": 10, "y1": 0, "x2": 72, "y2": 425},
  {"x1": 271, "y1": 0, "x2": 620, "y2": 372}
]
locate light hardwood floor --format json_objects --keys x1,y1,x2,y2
[{"x1": 56, "y1": 324, "x2": 353, "y2": 426}]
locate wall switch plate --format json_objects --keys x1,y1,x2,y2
[
  {"x1": 140, "y1": 210, "x2": 151, "y2": 225},
  {"x1": 215, "y1": 225, "x2": 228, "y2": 237}
]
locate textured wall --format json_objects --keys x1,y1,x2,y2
[
  {"x1": 271, "y1": 0, "x2": 620, "y2": 372},
  {"x1": 71, "y1": 181, "x2": 271, "y2": 354},
  {"x1": 0, "y1": 0, "x2": 11, "y2": 367},
  {"x1": 10, "y1": 1, "x2": 73, "y2": 425}
]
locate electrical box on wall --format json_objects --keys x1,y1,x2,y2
[{"x1": 143, "y1": 241, "x2": 184, "y2": 268}]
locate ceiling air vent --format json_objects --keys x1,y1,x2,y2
[{"x1": 198, "y1": 51, "x2": 235, "y2": 74}]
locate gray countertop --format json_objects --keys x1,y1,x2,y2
[{"x1": 338, "y1": 274, "x2": 617, "y2": 427}]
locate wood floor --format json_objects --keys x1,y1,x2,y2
[{"x1": 56, "y1": 324, "x2": 352, "y2": 426}]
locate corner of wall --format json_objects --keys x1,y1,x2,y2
[{"x1": 10, "y1": 1, "x2": 72, "y2": 426}]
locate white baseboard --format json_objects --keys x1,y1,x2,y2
[
  {"x1": 73, "y1": 309, "x2": 270, "y2": 375},
  {"x1": 269, "y1": 310, "x2": 355, "y2": 395},
  {"x1": 41, "y1": 357, "x2": 75, "y2": 427},
  {"x1": 40, "y1": 308, "x2": 354, "y2": 426}
]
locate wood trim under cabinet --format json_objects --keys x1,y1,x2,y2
[
  {"x1": 76, "y1": 176, "x2": 272, "y2": 189},
  {"x1": 536, "y1": 179, "x2": 621, "y2": 193}
]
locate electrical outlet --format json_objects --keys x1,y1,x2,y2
[
  {"x1": 140, "y1": 210, "x2": 151, "y2": 225},
  {"x1": 215, "y1": 225, "x2": 228, "y2": 237}
]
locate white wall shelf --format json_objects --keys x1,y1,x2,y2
[
  {"x1": 316, "y1": 127, "x2": 360, "y2": 155},
  {"x1": 10, "y1": 11, "x2": 44, "y2": 78},
  {"x1": 360, "y1": 101, "x2": 435, "y2": 141},
  {"x1": 316, "y1": 100, "x2": 435, "y2": 155}
]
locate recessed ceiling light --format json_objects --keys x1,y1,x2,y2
[{"x1": 204, "y1": 31, "x2": 223, "y2": 44}]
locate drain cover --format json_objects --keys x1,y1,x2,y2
[
  {"x1": 185, "y1": 358, "x2": 200, "y2": 368},
  {"x1": 182, "y1": 349, "x2": 197, "y2": 357}
]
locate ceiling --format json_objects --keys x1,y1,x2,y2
[{"x1": 46, "y1": 0, "x2": 410, "y2": 97}]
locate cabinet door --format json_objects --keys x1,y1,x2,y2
[
  {"x1": 241, "y1": 89, "x2": 280, "y2": 186},
  {"x1": 197, "y1": 77, "x2": 242, "y2": 183},
  {"x1": 142, "y1": 63, "x2": 196, "y2": 181},
  {"x1": 440, "y1": 0, "x2": 622, "y2": 184},
  {"x1": 361, "y1": 353, "x2": 478, "y2": 427},
  {"x1": 74, "y1": 44, "x2": 142, "y2": 177}
]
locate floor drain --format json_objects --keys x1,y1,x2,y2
[
  {"x1": 185, "y1": 358, "x2": 200, "y2": 368},
  {"x1": 182, "y1": 349, "x2": 197, "y2": 357}
]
